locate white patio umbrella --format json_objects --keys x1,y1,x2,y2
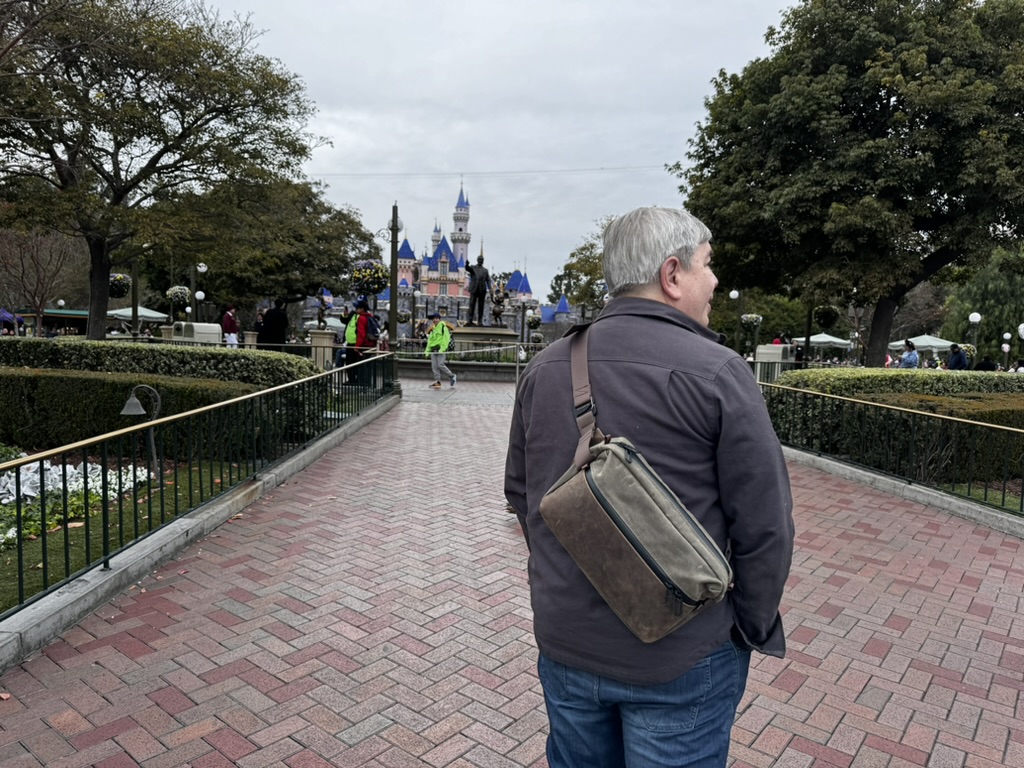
[
  {"x1": 888, "y1": 334, "x2": 956, "y2": 353},
  {"x1": 791, "y1": 333, "x2": 853, "y2": 349},
  {"x1": 106, "y1": 306, "x2": 169, "y2": 323}
]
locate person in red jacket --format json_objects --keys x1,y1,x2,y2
[
  {"x1": 221, "y1": 305, "x2": 239, "y2": 348},
  {"x1": 343, "y1": 300, "x2": 372, "y2": 384}
]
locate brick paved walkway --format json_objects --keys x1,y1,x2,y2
[{"x1": 1, "y1": 381, "x2": 1022, "y2": 767}]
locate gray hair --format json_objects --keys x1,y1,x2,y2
[{"x1": 602, "y1": 207, "x2": 712, "y2": 297}]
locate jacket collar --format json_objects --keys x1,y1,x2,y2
[{"x1": 593, "y1": 297, "x2": 727, "y2": 346}]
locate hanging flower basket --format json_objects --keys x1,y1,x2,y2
[
  {"x1": 109, "y1": 273, "x2": 132, "y2": 299},
  {"x1": 396, "y1": 311, "x2": 411, "y2": 324},
  {"x1": 166, "y1": 285, "x2": 191, "y2": 305},
  {"x1": 350, "y1": 260, "x2": 390, "y2": 297},
  {"x1": 527, "y1": 314, "x2": 542, "y2": 329},
  {"x1": 740, "y1": 313, "x2": 763, "y2": 331},
  {"x1": 529, "y1": 332, "x2": 544, "y2": 344},
  {"x1": 961, "y1": 343, "x2": 977, "y2": 360}
]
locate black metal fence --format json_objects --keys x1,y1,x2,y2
[
  {"x1": 763, "y1": 383, "x2": 1024, "y2": 515},
  {"x1": 0, "y1": 354, "x2": 394, "y2": 620}
]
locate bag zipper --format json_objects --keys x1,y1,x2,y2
[
  {"x1": 585, "y1": 469, "x2": 701, "y2": 609},
  {"x1": 622, "y1": 445, "x2": 731, "y2": 576}
]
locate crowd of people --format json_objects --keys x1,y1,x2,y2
[{"x1": 889, "y1": 338, "x2": 1023, "y2": 371}]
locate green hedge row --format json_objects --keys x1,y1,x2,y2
[
  {"x1": 0, "y1": 337, "x2": 319, "y2": 388},
  {"x1": 775, "y1": 368, "x2": 1024, "y2": 396},
  {"x1": 0, "y1": 368, "x2": 258, "y2": 451},
  {"x1": 767, "y1": 369, "x2": 1024, "y2": 485}
]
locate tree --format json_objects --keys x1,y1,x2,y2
[
  {"x1": 0, "y1": 227, "x2": 86, "y2": 332},
  {"x1": 547, "y1": 272, "x2": 577, "y2": 305},
  {"x1": 940, "y1": 248, "x2": 1024, "y2": 362},
  {"x1": 676, "y1": 0, "x2": 1024, "y2": 366},
  {"x1": 0, "y1": 0, "x2": 320, "y2": 338},
  {"x1": 141, "y1": 177, "x2": 378, "y2": 315}
]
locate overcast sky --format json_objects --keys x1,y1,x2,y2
[{"x1": 209, "y1": 0, "x2": 791, "y2": 301}]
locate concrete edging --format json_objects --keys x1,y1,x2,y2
[
  {"x1": 0, "y1": 393, "x2": 401, "y2": 675},
  {"x1": 784, "y1": 447, "x2": 1024, "y2": 540}
]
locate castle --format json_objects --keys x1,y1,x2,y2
[{"x1": 395, "y1": 185, "x2": 533, "y2": 306}]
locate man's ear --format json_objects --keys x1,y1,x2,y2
[{"x1": 659, "y1": 257, "x2": 686, "y2": 301}]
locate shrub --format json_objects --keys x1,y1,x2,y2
[
  {"x1": 774, "y1": 368, "x2": 1024, "y2": 397},
  {"x1": 0, "y1": 368, "x2": 258, "y2": 450},
  {"x1": 0, "y1": 337, "x2": 319, "y2": 388}
]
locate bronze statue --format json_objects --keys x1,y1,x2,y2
[
  {"x1": 491, "y1": 287, "x2": 508, "y2": 327},
  {"x1": 465, "y1": 254, "x2": 491, "y2": 326}
]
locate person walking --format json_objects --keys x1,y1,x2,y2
[
  {"x1": 504, "y1": 206, "x2": 794, "y2": 768},
  {"x1": 424, "y1": 312, "x2": 456, "y2": 389},
  {"x1": 221, "y1": 305, "x2": 239, "y2": 348}
]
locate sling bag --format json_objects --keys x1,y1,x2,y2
[{"x1": 538, "y1": 324, "x2": 733, "y2": 643}]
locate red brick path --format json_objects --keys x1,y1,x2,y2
[{"x1": 1, "y1": 382, "x2": 1021, "y2": 766}]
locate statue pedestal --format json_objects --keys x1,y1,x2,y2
[
  {"x1": 309, "y1": 329, "x2": 336, "y2": 369},
  {"x1": 450, "y1": 325, "x2": 519, "y2": 355}
]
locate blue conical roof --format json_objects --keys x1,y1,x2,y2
[
  {"x1": 506, "y1": 270, "x2": 523, "y2": 293},
  {"x1": 398, "y1": 239, "x2": 416, "y2": 260},
  {"x1": 456, "y1": 186, "x2": 469, "y2": 208},
  {"x1": 518, "y1": 274, "x2": 532, "y2": 295},
  {"x1": 555, "y1": 294, "x2": 570, "y2": 313}
]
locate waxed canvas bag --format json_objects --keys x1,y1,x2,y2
[{"x1": 539, "y1": 325, "x2": 733, "y2": 643}]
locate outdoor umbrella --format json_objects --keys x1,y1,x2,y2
[
  {"x1": 887, "y1": 334, "x2": 955, "y2": 353},
  {"x1": 792, "y1": 333, "x2": 853, "y2": 349},
  {"x1": 106, "y1": 306, "x2": 169, "y2": 323}
]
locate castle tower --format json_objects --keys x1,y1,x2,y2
[
  {"x1": 451, "y1": 184, "x2": 470, "y2": 269},
  {"x1": 431, "y1": 220, "x2": 442, "y2": 254}
]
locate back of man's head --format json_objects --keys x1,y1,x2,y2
[
  {"x1": 602, "y1": 207, "x2": 711, "y2": 298},
  {"x1": 274, "y1": 299, "x2": 285, "y2": 309}
]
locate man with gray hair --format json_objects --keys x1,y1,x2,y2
[{"x1": 505, "y1": 206, "x2": 794, "y2": 766}]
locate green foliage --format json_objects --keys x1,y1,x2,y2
[
  {"x1": 0, "y1": 338, "x2": 319, "y2": 388},
  {"x1": 0, "y1": 368, "x2": 257, "y2": 449},
  {"x1": 940, "y1": 248, "x2": 1024, "y2": 361},
  {"x1": 775, "y1": 367, "x2": 1024, "y2": 397},
  {"x1": 142, "y1": 178, "x2": 378, "y2": 310},
  {"x1": 0, "y1": 0, "x2": 322, "y2": 338},
  {"x1": 677, "y1": 0, "x2": 1024, "y2": 365},
  {"x1": 562, "y1": 235, "x2": 606, "y2": 315}
]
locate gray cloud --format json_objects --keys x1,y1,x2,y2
[{"x1": 212, "y1": 0, "x2": 789, "y2": 299}]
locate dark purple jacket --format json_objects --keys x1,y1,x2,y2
[{"x1": 504, "y1": 297, "x2": 794, "y2": 685}]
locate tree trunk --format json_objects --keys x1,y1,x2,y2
[
  {"x1": 865, "y1": 296, "x2": 900, "y2": 367},
  {"x1": 86, "y1": 237, "x2": 111, "y2": 340}
]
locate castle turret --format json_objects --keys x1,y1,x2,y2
[
  {"x1": 431, "y1": 220, "x2": 442, "y2": 253},
  {"x1": 451, "y1": 184, "x2": 470, "y2": 269}
]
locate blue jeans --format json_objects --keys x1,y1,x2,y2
[{"x1": 538, "y1": 640, "x2": 750, "y2": 768}]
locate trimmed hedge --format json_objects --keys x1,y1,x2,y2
[
  {"x1": 767, "y1": 369, "x2": 1024, "y2": 486},
  {"x1": 0, "y1": 368, "x2": 258, "y2": 450},
  {"x1": 775, "y1": 367, "x2": 1024, "y2": 396},
  {"x1": 0, "y1": 337, "x2": 319, "y2": 388}
]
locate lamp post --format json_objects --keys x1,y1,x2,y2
[
  {"x1": 190, "y1": 262, "x2": 208, "y2": 316},
  {"x1": 728, "y1": 290, "x2": 742, "y2": 353},
  {"x1": 195, "y1": 291, "x2": 205, "y2": 323},
  {"x1": 969, "y1": 311, "x2": 982, "y2": 348},
  {"x1": 387, "y1": 204, "x2": 402, "y2": 385},
  {"x1": 56, "y1": 299, "x2": 66, "y2": 333},
  {"x1": 412, "y1": 290, "x2": 421, "y2": 342},
  {"x1": 1003, "y1": 332, "x2": 1012, "y2": 370},
  {"x1": 120, "y1": 384, "x2": 162, "y2": 476}
]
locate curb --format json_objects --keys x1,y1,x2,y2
[{"x1": 0, "y1": 394, "x2": 400, "y2": 675}]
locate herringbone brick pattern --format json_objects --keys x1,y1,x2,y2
[{"x1": 0, "y1": 381, "x2": 1021, "y2": 767}]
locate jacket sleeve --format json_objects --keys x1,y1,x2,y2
[
  {"x1": 714, "y1": 357, "x2": 794, "y2": 656},
  {"x1": 504, "y1": 383, "x2": 531, "y2": 549}
]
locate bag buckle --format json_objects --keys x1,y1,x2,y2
[{"x1": 574, "y1": 398, "x2": 597, "y2": 419}]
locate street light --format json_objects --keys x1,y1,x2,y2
[
  {"x1": 190, "y1": 262, "x2": 208, "y2": 316},
  {"x1": 728, "y1": 290, "x2": 742, "y2": 353},
  {"x1": 1003, "y1": 332, "x2": 1012, "y2": 369},
  {"x1": 56, "y1": 299, "x2": 66, "y2": 333},
  {"x1": 387, "y1": 205, "x2": 403, "y2": 385},
  {"x1": 194, "y1": 291, "x2": 205, "y2": 323},
  {"x1": 120, "y1": 384, "x2": 162, "y2": 476},
  {"x1": 969, "y1": 311, "x2": 982, "y2": 347}
]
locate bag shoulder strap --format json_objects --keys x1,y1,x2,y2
[{"x1": 569, "y1": 325, "x2": 605, "y2": 468}]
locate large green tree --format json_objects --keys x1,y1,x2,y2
[
  {"x1": 676, "y1": 0, "x2": 1024, "y2": 366},
  {"x1": 142, "y1": 177, "x2": 378, "y2": 314},
  {"x1": 0, "y1": 0, "x2": 319, "y2": 338}
]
